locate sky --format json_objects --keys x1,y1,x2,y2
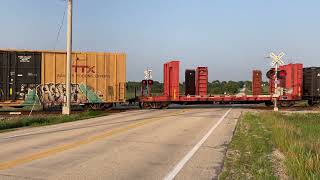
[{"x1": 0, "y1": 0, "x2": 319, "y2": 82}]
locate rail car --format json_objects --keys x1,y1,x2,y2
[
  {"x1": 0, "y1": 49, "x2": 126, "y2": 109},
  {"x1": 139, "y1": 60, "x2": 320, "y2": 109}
]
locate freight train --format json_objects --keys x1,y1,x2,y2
[
  {"x1": 139, "y1": 60, "x2": 320, "y2": 109},
  {"x1": 1, "y1": 49, "x2": 319, "y2": 110},
  {"x1": 0, "y1": 49, "x2": 126, "y2": 109}
]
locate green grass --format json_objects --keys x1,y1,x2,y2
[
  {"x1": 244, "y1": 85, "x2": 270, "y2": 95},
  {"x1": 220, "y1": 112, "x2": 320, "y2": 180},
  {"x1": 219, "y1": 113, "x2": 276, "y2": 180},
  {"x1": 0, "y1": 110, "x2": 108, "y2": 131}
]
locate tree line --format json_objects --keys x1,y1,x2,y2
[{"x1": 126, "y1": 80, "x2": 269, "y2": 99}]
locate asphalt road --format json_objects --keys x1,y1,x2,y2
[{"x1": 0, "y1": 107, "x2": 242, "y2": 180}]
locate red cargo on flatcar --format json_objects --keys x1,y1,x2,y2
[
  {"x1": 163, "y1": 61, "x2": 180, "y2": 100},
  {"x1": 196, "y1": 67, "x2": 208, "y2": 96},
  {"x1": 252, "y1": 70, "x2": 262, "y2": 95}
]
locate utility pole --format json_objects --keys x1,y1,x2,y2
[{"x1": 63, "y1": 0, "x2": 73, "y2": 115}]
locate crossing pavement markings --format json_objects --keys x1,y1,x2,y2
[{"x1": 164, "y1": 108, "x2": 232, "y2": 180}]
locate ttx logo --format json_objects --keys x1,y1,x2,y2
[{"x1": 72, "y1": 65, "x2": 95, "y2": 73}]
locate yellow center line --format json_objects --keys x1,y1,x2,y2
[{"x1": 0, "y1": 110, "x2": 189, "y2": 170}]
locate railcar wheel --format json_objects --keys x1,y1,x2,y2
[
  {"x1": 280, "y1": 101, "x2": 294, "y2": 107},
  {"x1": 139, "y1": 102, "x2": 151, "y2": 109}
]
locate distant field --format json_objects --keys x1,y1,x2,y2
[
  {"x1": 220, "y1": 112, "x2": 320, "y2": 179},
  {"x1": 245, "y1": 85, "x2": 270, "y2": 95}
]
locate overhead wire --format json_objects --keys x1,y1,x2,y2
[{"x1": 53, "y1": 1, "x2": 68, "y2": 51}]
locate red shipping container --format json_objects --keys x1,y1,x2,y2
[
  {"x1": 268, "y1": 63, "x2": 303, "y2": 98},
  {"x1": 252, "y1": 70, "x2": 262, "y2": 95},
  {"x1": 163, "y1": 61, "x2": 180, "y2": 100},
  {"x1": 196, "y1": 67, "x2": 208, "y2": 96}
]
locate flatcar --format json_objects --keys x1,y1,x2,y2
[
  {"x1": 139, "y1": 60, "x2": 320, "y2": 109},
  {"x1": 0, "y1": 49, "x2": 126, "y2": 109}
]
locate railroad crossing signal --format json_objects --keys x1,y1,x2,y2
[
  {"x1": 144, "y1": 69, "x2": 152, "y2": 80},
  {"x1": 268, "y1": 52, "x2": 286, "y2": 112},
  {"x1": 269, "y1": 52, "x2": 285, "y2": 67}
]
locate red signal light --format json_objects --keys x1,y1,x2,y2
[
  {"x1": 148, "y1": 80, "x2": 154, "y2": 85},
  {"x1": 277, "y1": 70, "x2": 287, "y2": 79},
  {"x1": 266, "y1": 70, "x2": 275, "y2": 79},
  {"x1": 142, "y1": 80, "x2": 147, "y2": 85}
]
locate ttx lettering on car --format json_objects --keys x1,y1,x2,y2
[{"x1": 72, "y1": 65, "x2": 95, "y2": 73}]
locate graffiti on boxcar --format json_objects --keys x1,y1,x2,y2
[
  {"x1": 36, "y1": 83, "x2": 103, "y2": 106},
  {"x1": 36, "y1": 84, "x2": 83, "y2": 105},
  {"x1": 18, "y1": 84, "x2": 37, "y2": 101},
  {"x1": 0, "y1": 82, "x2": 105, "y2": 106}
]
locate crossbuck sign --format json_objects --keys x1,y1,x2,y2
[
  {"x1": 269, "y1": 52, "x2": 285, "y2": 67},
  {"x1": 144, "y1": 69, "x2": 153, "y2": 80}
]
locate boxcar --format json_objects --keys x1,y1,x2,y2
[
  {"x1": 0, "y1": 49, "x2": 126, "y2": 109},
  {"x1": 303, "y1": 67, "x2": 320, "y2": 105}
]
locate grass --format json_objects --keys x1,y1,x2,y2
[
  {"x1": 244, "y1": 86, "x2": 270, "y2": 95},
  {"x1": 220, "y1": 112, "x2": 320, "y2": 180},
  {"x1": 0, "y1": 110, "x2": 109, "y2": 132},
  {"x1": 219, "y1": 113, "x2": 276, "y2": 179}
]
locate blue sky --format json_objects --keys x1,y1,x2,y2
[{"x1": 0, "y1": 0, "x2": 319, "y2": 81}]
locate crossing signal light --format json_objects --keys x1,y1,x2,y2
[
  {"x1": 141, "y1": 80, "x2": 147, "y2": 89},
  {"x1": 266, "y1": 70, "x2": 275, "y2": 79},
  {"x1": 277, "y1": 70, "x2": 287, "y2": 79},
  {"x1": 148, "y1": 80, "x2": 154, "y2": 85},
  {"x1": 266, "y1": 69, "x2": 287, "y2": 79}
]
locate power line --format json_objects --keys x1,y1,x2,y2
[{"x1": 54, "y1": 2, "x2": 67, "y2": 50}]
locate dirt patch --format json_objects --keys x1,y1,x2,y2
[{"x1": 272, "y1": 149, "x2": 288, "y2": 180}]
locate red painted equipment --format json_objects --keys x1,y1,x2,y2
[
  {"x1": 163, "y1": 61, "x2": 180, "y2": 100},
  {"x1": 252, "y1": 70, "x2": 262, "y2": 95},
  {"x1": 196, "y1": 67, "x2": 208, "y2": 96},
  {"x1": 269, "y1": 63, "x2": 303, "y2": 99}
]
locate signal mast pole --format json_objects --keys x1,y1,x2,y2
[
  {"x1": 274, "y1": 63, "x2": 279, "y2": 112},
  {"x1": 63, "y1": 0, "x2": 73, "y2": 115},
  {"x1": 269, "y1": 52, "x2": 285, "y2": 112}
]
